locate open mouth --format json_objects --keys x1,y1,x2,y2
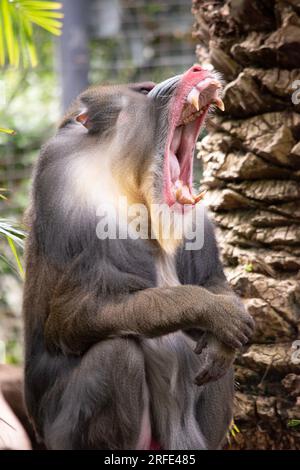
[{"x1": 163, "y1": 65, "x2": 224, "y2": 208}]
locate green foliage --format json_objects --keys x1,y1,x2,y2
[
  {"x1": 0, "y1": 2, "x2": 62, "y2": 364},
  {"x1": 0, "y1": 127, "x2": 15, "y2": 134},
  {"x1": 0, "y1": 0, "x2": 63, "y2": 67},
  {"x1": 0, "y1": 217, "x2": 25, "y2": 248},
  {"x1": 226, "y1": 420, "x2": 240, "y2": 446},
  {"x1": 5, "y1": 338, "x2": 23, "y2": 364},
  {"x1": 0, "y1": 213, "x2": 26, "y2": 278},
  {"x1": 0, "y1": 39, "x2": 59, "y2": 274},
  {"x1": 141, "y1": 3, "x2": 166, "y2": 16},
  {"x1": 245, "y1": 263, "x2": 254, "y2": 273},
  {"x1": 287, "y1": 419, "x2": 300, "y2": 428}
]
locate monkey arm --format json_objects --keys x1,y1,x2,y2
[{"x1": 44, "y1": 272, "x2": 254, "y2": 355}]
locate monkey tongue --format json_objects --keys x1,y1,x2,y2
[{"x1": 169, "y1": 126, "x2": 196, "y2": 204}]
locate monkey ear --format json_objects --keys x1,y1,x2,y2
[{"x1": 76, "y1": 110, "x2": 91, "y2": 129}]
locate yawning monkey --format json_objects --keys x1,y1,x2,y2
[{"x1": 23, "y1": 65, "x2": 254, "y2": 449}]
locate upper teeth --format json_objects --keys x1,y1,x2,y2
[
  {"x1": 213, "y1": 97, "x2": 225, "y2": 111},
  {"x1": 187, "y1": 87, "x2": 200, "y2": 111},
  {"x1": 186, "y1": 80, "x2": 225, "y2": 112}
]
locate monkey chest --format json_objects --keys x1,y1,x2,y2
[{"x1": 155, "y1": 254, "x2": 181, "y2": 287}]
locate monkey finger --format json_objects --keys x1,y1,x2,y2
[
  {"x1": 194, "y1": 368, "x2": 212, "y2": 386},
  {"x1": 239, "y1": 323, "x2": 255, "y2": 342},
  {"x1": 244, "y1": 318, "x2": 255, "y2": 335},
  {"x1": 222, "y1": 334, "x2": 243, "y2": 350},
  {"x1": 241, "y1": 323, "x2": 253, "y2": 336},
  {"x1": 236, "y1": 331, "x2": 250, "y2": 347},
  {"x1": 232, "y1": 325, "x2": 249, "y2": 342},
  {"x1": 246, "y1": 314, "x2": 255, "y2": 329},
  {"x1": 194, "y1": 336, "x2": 208, "y2": 354},
  {"x1": 237, "y1": 332, "x2": 250, "y2": 346},
  {"x1": 238, "y1": 315, "x2": 255, "y2": 335}
]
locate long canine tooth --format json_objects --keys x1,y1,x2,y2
[
  {"x1": 213, "y1": 97, "x2": 225, "y2": 111},
  {"x1": 187, "y1": 87, "x2": 200, "y2": 111},
  {"x1": 180, "y1": 194, "x2": 195, "y2": 204},
  {"x1": 176, "y1": 184, "x2": 195, "y2": 204},
  {"x1": 182, "y1": 185, "x2": 195, "y2": 204},
  {"x1": 194, "y1": 189, "x2": 207, "y2": 203}
]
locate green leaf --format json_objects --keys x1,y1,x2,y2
[
  {"x1": 20, "y1": 14, "x2": 37, "y2": 67},
  {"x1": 0, "y1": 0, "x2": 63, "y2": 67},
  {"x1": 19, "y1": 1, "x2": 63, "y2": 10},
  {"x1": 9, "y1": 2, "x2": 21, "y2": 67},
  {"x1": 17, "y1": 9, "x2": 29, "y2": 67},
  {"x1": 26, "y1": 14, "x2": 62, "y2": 35},
  {"x1": 0, "y1": 219, "x2": 26, "y2": 248},
  {"x1": 0, "y1": 10, "x2": 5, "y2": 66},
  {"x1": 24, "y1": 10, "x2": 64, "y2": 19},
  {"x1": 0, "y1": 127, "x2": 16, "y2": 134},
  {"x1": 2, "y1": 0, "x2": 16, "y2": 65},
  {"x1": 287, "y1": 419, "x2": 300, "y2": 428},
  {"x1": 6, "y1": 236, "x2": 24, "y2": 278},
  {"x1": 245, "y1": 263, "x2": 254, "y2": 273},
  {"x1": 0, "y1": 217, "x2": 25, "y2": 278}
]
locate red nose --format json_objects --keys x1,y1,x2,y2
[
  {"x1": 180, "y1": 64, "x2": 208, "y2": 90},
  {"x1": 190, "y1": 64, "x2": 203, "y2": 73}
]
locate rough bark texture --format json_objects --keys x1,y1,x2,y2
[{"x1": 192, "y1": 0, "x2": 300, "y2": 449}]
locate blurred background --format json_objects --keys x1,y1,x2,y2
[{"x1": 0, "y1": 0, "x2": 197, "y2": 365}]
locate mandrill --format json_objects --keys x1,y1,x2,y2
[{"x1": 23, "y1": 65, "x2": 254, "y2": 450}]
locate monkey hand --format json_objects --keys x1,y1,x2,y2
[
  {"x1": 194, "y1": 333, "x2": 235, "y2": 386},
  {"x1": 203, "y1": 295, "x2": 255, "y2": 351}
]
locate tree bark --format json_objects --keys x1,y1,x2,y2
[{"x1": 192, "y1": 0, "x2": 300, "y2": 449}]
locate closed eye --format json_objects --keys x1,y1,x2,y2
[{"x1": 130, "y1": 82, "x2": 156, "y2": 95}]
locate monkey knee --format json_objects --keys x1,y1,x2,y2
[
  {"x1": 83, "y1": 338, "x2": 146, "y2": 388},
  {"x1": 44, "y1": 339, "x2": 147, "y2": 449}
]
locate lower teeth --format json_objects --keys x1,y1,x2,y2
[
  {"x1": 174, "y1": 182, "x2": 194, "y2": 204},
  {"x1": 173, "y1": 181, "x2": 206, "y2": 205}
]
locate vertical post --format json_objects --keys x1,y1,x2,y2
[{"x1": 59, "y1": 0, "x2": 90, "y2": 111}]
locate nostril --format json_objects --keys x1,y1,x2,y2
[{"x1": 191, "y1": 64, "x2": 202, "y2": 73}]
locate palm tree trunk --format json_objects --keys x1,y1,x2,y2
[{"x1": 192, "y1": 0, "x2": 300, "y2": 449}]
